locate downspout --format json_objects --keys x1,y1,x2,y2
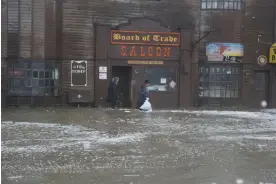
[
  {"x1": 93, "y1": 23, "x2": 97, "y2": 107},
  {"x1": 273, "y1": 0, "x2": 276, "y2": 42}
]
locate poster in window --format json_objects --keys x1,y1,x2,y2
[
  {"x1": 206, "y1": 43, "x2": 244, "y2": 63},
  {"x1": 71, "y1": 60, "x2": 87, "y2": 86},
  {"x1": 160, "y1": 78, "x2": 167, "y2": 84}
]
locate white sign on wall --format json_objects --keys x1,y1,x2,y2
[
  {"x1": 99, "y1": 66, "x2": 107, "y2": 73},
  {"x1": 99, "y1": 72, "x2": 107, "y2": 80}
]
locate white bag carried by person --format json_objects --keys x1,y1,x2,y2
[{"x1": 139, "y1": 98, "x2": 152, "y2": 112}]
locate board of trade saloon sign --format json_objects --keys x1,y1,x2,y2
[
  {"x1": 111, "y1": 30, "x2": 180, "y2": 46},
  {"x1": 121, "y1": 45, "x2": 171, "y2": 57}
]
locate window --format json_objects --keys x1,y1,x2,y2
[
  {"x1": 199, "y1": 65, "x2": 241, "y2": 98},
  {"x1": 32, "y1": 70, "x2": 38, "y2": 78},
  {"x1": 144, "y1": 67, "x2": 177, "y2": 92},
  {"x1": 39, "y1": 70, "x2": 45, "y2": 78},
  {"x1": 7, "y1": 61, "x2": 60, "y2": 96},
  {"x1": 201, "y1": 0, "x2": 245, "y2": 11}
]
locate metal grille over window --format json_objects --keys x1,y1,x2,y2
[
  {"x1": 199, "y1": 65, "x2": 241, "y2": 98},
  {"x1": 201, "y1": 0, "x2": 245, "y2": 11},
  {"x1": 7, "y1": 61, "x2": 60, "y2": 96}
]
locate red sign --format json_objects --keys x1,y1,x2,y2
[{"x1": 120, "y1": 45, "x2": 171, "y2": 57}]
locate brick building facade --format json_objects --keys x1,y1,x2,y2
[{"x1": 1, "y1": 0, "x2": 276, "y2": 109}]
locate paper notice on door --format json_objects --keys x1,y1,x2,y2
[
  {"x1": 160, "y1": 78, "x2": 167, "y2": 84},
  {"x1": 169, "y1": 81, "x2": 176, "y2": 88},
  {"x1": 158, "y1": 86, "x2": 166, "y2": 91},
  {"x1": 99, "y1": 72, "x2": 107, "y2": 80}
]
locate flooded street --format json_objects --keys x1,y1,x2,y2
[{"x1": 1, "y1": 108, "x2": 276, "y2": 184}]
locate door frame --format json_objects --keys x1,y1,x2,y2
[
  {"x1": 111, "y1": 65, "x2": 133, "y2": 108},
  {"x1": 255, "y1": 70, "x2": 270, "y2": 107}
]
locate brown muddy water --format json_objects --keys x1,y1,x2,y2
[{"x1": 1, "y1": 107, "x2": 276, "y2": 184}]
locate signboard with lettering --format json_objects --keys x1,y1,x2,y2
[
  {"x1": 108, "y1": 45, "x2": 179, "y2": 59},
  {"x1": 111, "y1": 30, "x2": 180, "y2": 46},
  {"x1": 269, "y1": 43, "x2": 276, "y2": 64},
  {"x1": 206, "y1": 43, "x2": 244, "y2": 63},
  {"x1": 71, "y1": 60, "x2": 87, "y2": 86},
  {"x1": 128, "y1": 60, "x2": 164, "y2": 65}
]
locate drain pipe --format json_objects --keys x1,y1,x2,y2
[{"x1": 273, "y1": 0, "x2": 276, "y2": 42}]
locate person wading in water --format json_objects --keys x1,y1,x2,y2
[
  {"x1": 138, "y1": 80, "x2": 150, "y2": 109},
  {"x1": 106, "y1": 77, "x2": 119, "y2": 109}
]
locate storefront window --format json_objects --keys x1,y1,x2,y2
[
  {"x1": 7, "y1": 61, "x2": 60, "y2": 96},
  {"x1": 145, "y1": 67, "x2": 177, "y2": 92},
  {"x1": 199, "y1": 65, "x2": 241, "y2": 98}
]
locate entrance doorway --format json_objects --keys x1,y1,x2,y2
[
  {"x1": 255, "y1": 71, "x2": 270, "y2": 107},
  {"x1": 112, "y1": 66, "x2": 132, "y2": 107}
]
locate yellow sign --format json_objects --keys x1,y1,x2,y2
[
  {"x1": 128, "y1": 60, "x2": 164, "y2": 65},
  {"x1": 269, "y1": 43, "x2": 276, "y2": 64}
]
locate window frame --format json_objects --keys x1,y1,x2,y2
[
  {"x1": 7, "y1": 60, "x2": 61, "y2": 97},
  {"x1": 199, "y1": 65, "x2": 242, "y2": 99},
  {"x1": 201, "y1": 0, "x2": 246, "y2": 11},
  {"x1": 144, "y1": 67, "x2": 177, "y2": 93}
]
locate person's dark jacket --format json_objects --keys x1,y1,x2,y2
[
  {"x1": 106, "y1": 81, "x2": 117, "y2": 103},
  {"x1": 138, "y1": 84, "x2": 149, "y2": 107}
]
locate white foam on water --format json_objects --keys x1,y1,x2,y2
[
  {"x1": 7, "y1": 175, "x2": 23, "y2": 180},
  {"x1": 156, "y1": 109, "x2": 276, "y2": 120},
  {"x1": 1, "y1": 121, "x2": 146, "y2": 154},
  {"x1": 236, "y1": 179, "x2": 244, "y2": 184},
  {"x1": 97, "y1": 133, "x2": 146, "y2": 144},
  {"x1": 210, "y1": 135, "x2": 276, "y2": 141}
]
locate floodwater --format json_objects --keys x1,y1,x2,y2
[{"x1": 1, "y1": 108, "x2": 276, "y2": 184}]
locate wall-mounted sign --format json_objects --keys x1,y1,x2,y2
[
  {"x1": 71, "y1": 60, "x2": 87, "y2": 86},
  {"x1": 120, "y1": 45, "x2": 171, "y2": 57},
  {"x1": 111, "y1": 30, "x2": 180, "y2": 46},
  {"x1": 257, "y1": 55, "x2": 268, "y2": 66},
  {"x1": 128, "y1": 60, "x2": 164, "y2": 65},
  {"x1": 99, "y1": 72, "x2": 107, "y2": 80},
  {"x1": 99, "y1": 66, "x2": 107, "y2": 73},
  {"x1": 269, "y1": 43, "x2": 276, "y2": 64},
  {"x1": 206, "y1": 43, "x2": 244, "y2": 63}
]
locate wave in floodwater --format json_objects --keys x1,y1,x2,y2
[
  {"x1": 2, "y1": 108, "x2": 276, "y2": 154},
  {"x1": 1, "y1": 121, "x2": 146, "y2": 154},
  {"x1": 119, "y1": 108, "x2": 276, "y2": 120}
]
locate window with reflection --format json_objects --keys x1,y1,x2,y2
[
  {"x1": 7, "y1": 61, "x2": 60, "y2": 96},
  {"x1": 144, "y1": 67, "x2": 177, "y2": 92},
  {"x1": 199, "y1": 65, "x2": 241, "y2": 98},
  {"x1": 201, "y1": 0, "x2": 245, "y2": 11}
]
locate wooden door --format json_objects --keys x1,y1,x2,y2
[{"x1": 255, "y1": 71, "x2": 270, "y2": 107}]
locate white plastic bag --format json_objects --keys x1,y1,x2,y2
[{"x1": 139, "y1": 98, "x2": 152, "y2": 112}]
